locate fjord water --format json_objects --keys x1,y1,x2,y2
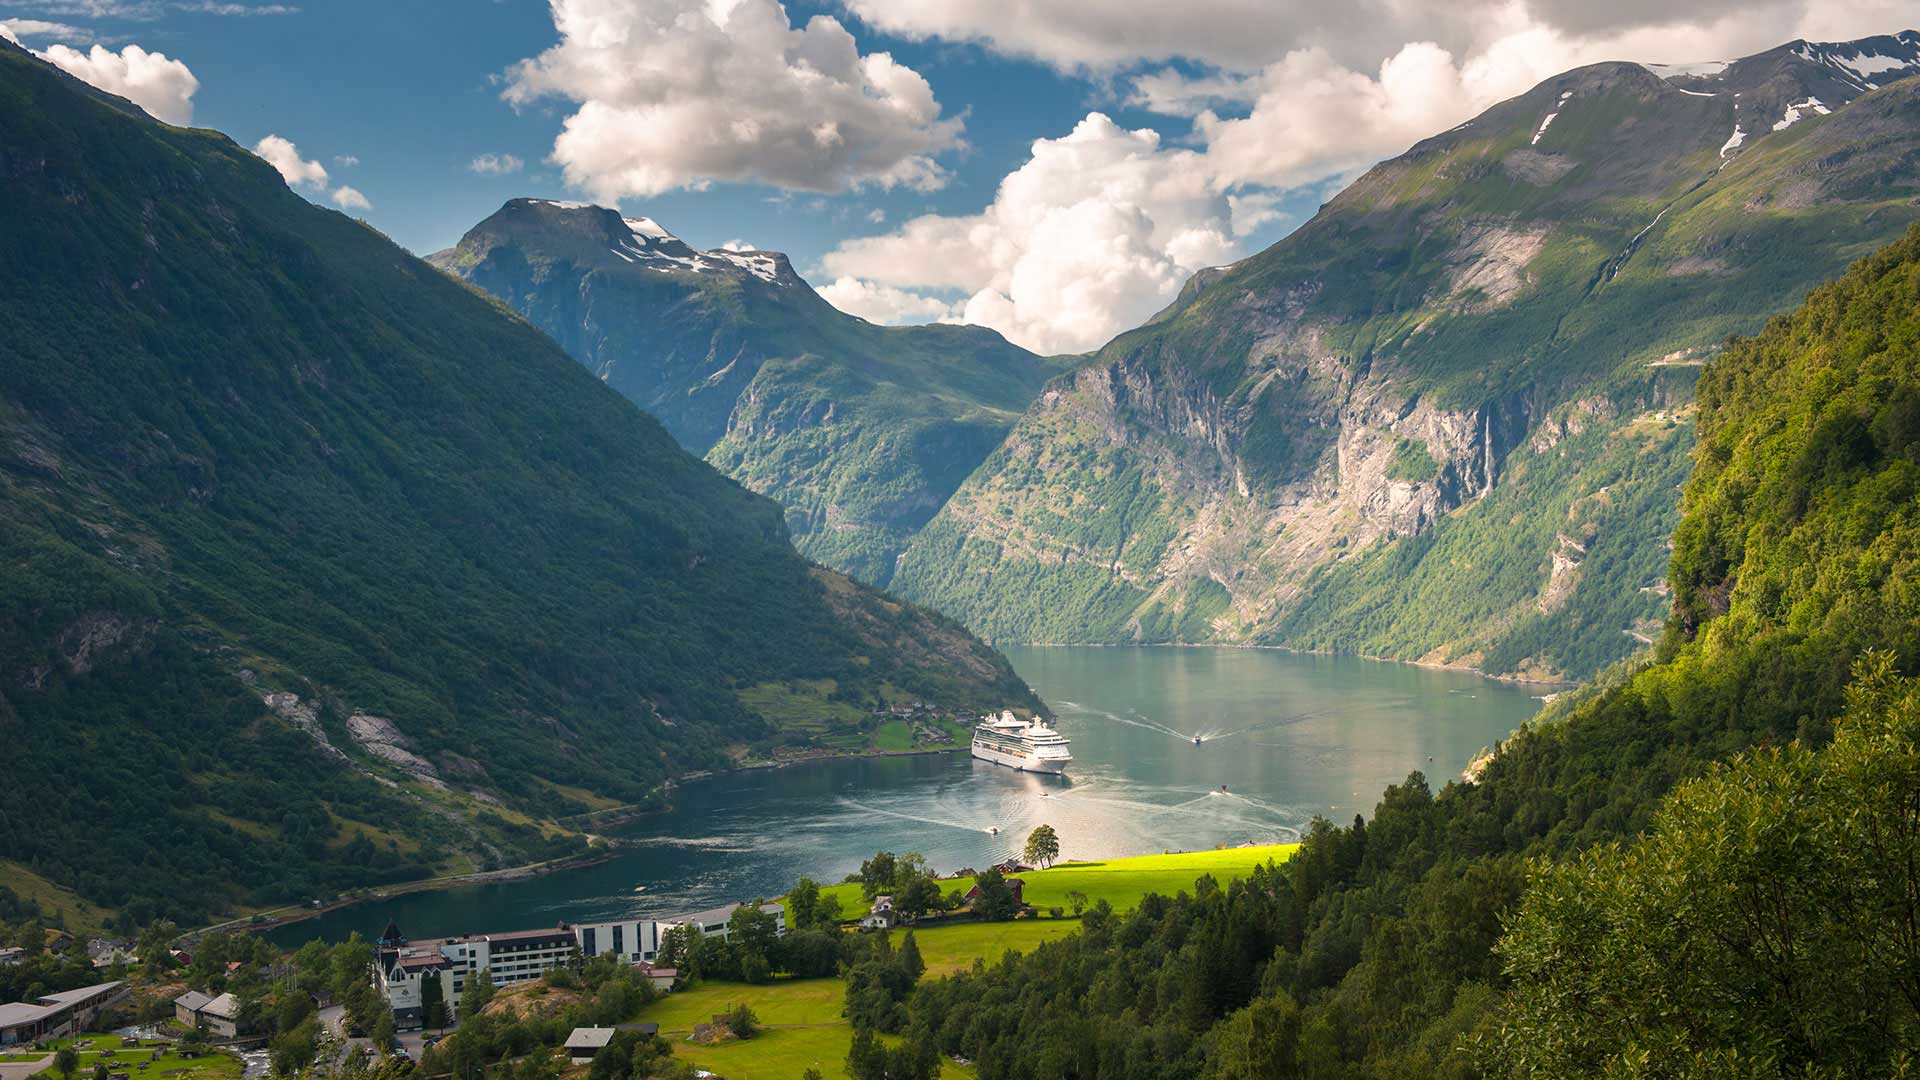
[{"x1": 270, "y1": 647, "x2": 1541, "y2": 946}]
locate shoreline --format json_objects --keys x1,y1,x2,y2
[
  {"x1": 223, "y1": 744, "x2": 973, "y2": 939},
  {"x1": 1004, "y1": 639, "x2": 1580, "y2": 689}
]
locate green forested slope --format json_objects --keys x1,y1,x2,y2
[
  {"x1": 434, "y1": 200, "x2": 1067, "y2": 585},
  {"x1": 888, "y1": 225, "x2": 1920, "y2": 1077},
  {"x1": 0, "y1": 42, "x2": 1035, "y2": 925},
  {"x1": 895, "y1": 35, "x2": 1920, "y2": 680}
]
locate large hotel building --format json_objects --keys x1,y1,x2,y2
[{"x1": 373, "y1": 903, "x2": 784, "y2": 1028}]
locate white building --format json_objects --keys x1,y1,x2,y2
[
  {"x1": 374, "y1": 904, "x2": 787, "y2": 1029},
  {"x1": 374, "y1": 922, "x2": 577, "y2": 1030},
  {"x1": 860, "y1": 896, "x2": 898, "y2": 930}
]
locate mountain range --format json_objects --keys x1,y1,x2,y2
[
  {"x1": 430, "y1": 203, "x2": 1067, "y2": 586},
  {"x1": 0, "y1": 39, "x2": 1033, "y2": 924},
  {"x1": 436, "y1": 33, "x2": 1920, "y2": 685},
  {"x1": 887, "y1": 31, "x2": 1920, "y2": 681}
]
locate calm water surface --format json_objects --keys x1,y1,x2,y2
[{"x1": 270, "y1": 646, "x2": 1542, "y2": 946}]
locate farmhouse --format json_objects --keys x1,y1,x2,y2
[{"x1": 860, "y1": 896, "x2": 899, "y2": 930}]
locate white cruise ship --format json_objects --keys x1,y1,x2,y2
[{"x1": 971, "y1": 711, "x2": 1071, "y2": 774}]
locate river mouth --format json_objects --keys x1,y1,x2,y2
[{"x1": 268, "y1": 646, "x2": 1542, "y2": 946}]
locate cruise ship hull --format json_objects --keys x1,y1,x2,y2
[{"x1": 971, "y1": 741, "x2": 1069, "y2": 774}]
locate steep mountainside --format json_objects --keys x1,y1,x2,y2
[
  {"x1": 893, "y1": 32, "x2": 1920, "y2": 681},
  {"x1": 894, "y1": 218, "x2": 1920, "y2": 1080},
  {"x1": 0, "y1": 41, "x2": 1036, "y2": 925},
  {"x1": 432, "y1": 202, "x2": 1066, "y2": 585}
]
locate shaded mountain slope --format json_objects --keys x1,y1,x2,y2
[
  {"x1": 432, "y1": 201, "x2": 1068, "y2": 585},
  {"x1": 0, "y1": 40, "x2": 1035, "y2": 924}
]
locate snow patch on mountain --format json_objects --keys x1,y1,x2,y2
[
  {"x1": 1531, "y1": 95, "x2": 1568, "y2": 146},
  {"x1": 1642, "y1": 60, "x2": 1730, "y2": 79},
  {"x1": 1719, "y1": 125, "x2": 1746, "y2": 159},
  {"x1": 1773, "y1": 97, "x2": 1831, "y2": 132}
]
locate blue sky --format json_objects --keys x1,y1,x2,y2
[
  {"x1": 2, "y1": 0, "x2": 1908, "y2": 353},
  {"x1": 1, "y1": 2, "x2": 1295, "y2": 262}
]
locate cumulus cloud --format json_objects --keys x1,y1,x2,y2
[
  {"x1": 503, "y1": 0, "x2": 963, "y2": 200},
  {"x1": 333, "y1": 153, "x2": 359, "y2": 167},
  {"x1": 822, "y1": 113, "x2": 1240, "y2": 353},
  {"x1": 841, "y1": 0, "x2": 1897, "y2": 74},
  {"x1": 819, "y1": 0, "x2": 1920, "y2": 351},
  {"x1": 252, "y1": 134, "x2": 328, "y2": 188},
  {"x1": 469, "y1": 152, "x2": 523, "y2": 175},
  {"x1": 816, "y1": 276, "x2": 960, "y2": 325},
  {"x1": 329, "y1": 185, "x2": 370, "y2": 210},
  {"x1": 35, "y1": 41, "x2": 198, "y2": 124},
  {"x1": 0, "y1": 18, "x2": 91, "y2": 42}
]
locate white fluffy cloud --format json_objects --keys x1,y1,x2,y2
[
  {"x1": 823, "y1": 113, "x2": 1238, "y2": 353},
  {"x1": 819, "y1": 0, "x2": 1920, "y2": 351},
  {"x1": 0, "y1": 18, "x2": 90, "y2": 42},
  {"x1": 841, "y1": 0, "x2": 1893, "y2": 74},
  {"x1": 253, "y1": 134, "x2": 370, "y2": 211},
  {"x1": 816, "y1": 276, "x2": 959, "y2": 325},
  {"x1": 330, "y1": 185, "x2": 370, "y2": 210},
  {"x1": 469, "y1": 152, "x2": 523, "y2": 175},
  {"x1": 34, "y1": 41, "x2": 198, "y2": 124},
  {"x1": 503, "y1": 0, "x2": 963, "y2": 199},
  {"x1": 252, "y1": 134, "x2": 328, "y2": 188}
]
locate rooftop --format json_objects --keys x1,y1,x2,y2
[{"x1": 565, "y1": 1027, "x2": 616, "y2": 1050}]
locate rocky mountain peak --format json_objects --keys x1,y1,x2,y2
[{"x1": 436, "y1": 197, "x2": 803, "y2": 288}]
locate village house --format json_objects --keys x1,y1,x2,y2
[
  {"x1": 860, "y1": 895, "x2": 899, "y2": 931},
  {"x1": 564, "y1": 1027, "x2": 614, "y2": 1062},
  {"x1": 173, "y1": 990, "x2": 239, "y2": 1038},
  {"x1": 964, "y1": 878, "x2": 1026, "y2": 906},
  {"x1": 0, "y1": 947, "x2": 23, "y2": 967},
  {"x1": 0, "y1": 982, "x2": 126, "y2": 1046},
  {"x1": 630, "y1": 961, "x2": 677, "y2": 993}
]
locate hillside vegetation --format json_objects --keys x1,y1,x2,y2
[
  {"x1": 878, "y1": 223, "x2": 1920, "y2": 1077},
  {"x1": 895, "y1": 37, "x2": 1920, "y2": 681},
  {"x1": 0, "y1": 41, "x2": 1035, "y2": 927},
  {"x1": 435, "y1": 199, "x2": 1069, "y2": 586}
]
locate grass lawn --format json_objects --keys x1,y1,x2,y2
[
  {"x1": 639, "y1": 979, "x2": 977, "y2": 1080},
  {"x1": 908, "y1": 919, "x2": 1079, "y2": 975},
  {"x1": 873, "y1": 720, "x2": 915, "y2": 752},
  {"x1": 666, "y1": 1025, "x2": 974, "y2": 1080},
  {"x1": 806, "y1": 842, "x2": 1301, "y2": 921},
  {"x1": 0, "y1": 1053, "x2": 48, "y2": 1062},
  {"x1": 47, "y1": 1037, "x2": 239, "y2": 1080},
  {"x1": 639, "y1": 978, "x2": 845, "y2": 1030}
]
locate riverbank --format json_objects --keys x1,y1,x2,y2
[{"x1": 191, "y1": 848, "x2": 621, "y2": 942}]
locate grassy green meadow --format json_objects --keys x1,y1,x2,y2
[{"x1": 636, "y1": 844, "x2": 1298, "y2": 1078}]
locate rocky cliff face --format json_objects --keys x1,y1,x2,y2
[
  {"x1": 434, "y1": 200, "x2": 1066, "y2": 585},
  {"x1": 894, "y1": 34, "x2": 1920, "y2": 681}
]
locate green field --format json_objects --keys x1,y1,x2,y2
[
  {"x1": 638, "y1": 974, "x2": 977, "y2": 1080},
  {"x1": 643, "y1": 846, "x2": 1299, "y2": 1078},
  {"x1": 807, "y1": 842, "x2": 1302, "y2": 920},
  {"x1": 44, "y1": 1037, "x2": 240, "y2": 1080}
]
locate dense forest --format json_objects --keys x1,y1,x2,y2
[
  {"x1": 0, "y1": 40, "x2": 1035, "y2": 929},
  {"x1": 878, "y1": 224, "x2": 1920, "y2": 1077}
]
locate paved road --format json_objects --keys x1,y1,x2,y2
[{"x1": 0, "y1": 1055, "x2": 52, "y2": 1080}]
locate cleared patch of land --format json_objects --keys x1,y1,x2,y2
[{"x1": 806, "y1": 841, "x2": 1302, "y2": 919}]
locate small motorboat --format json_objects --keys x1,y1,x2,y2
[{"x1": 1192, "y1": 735, "x2": 1203, "y2": 745}]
